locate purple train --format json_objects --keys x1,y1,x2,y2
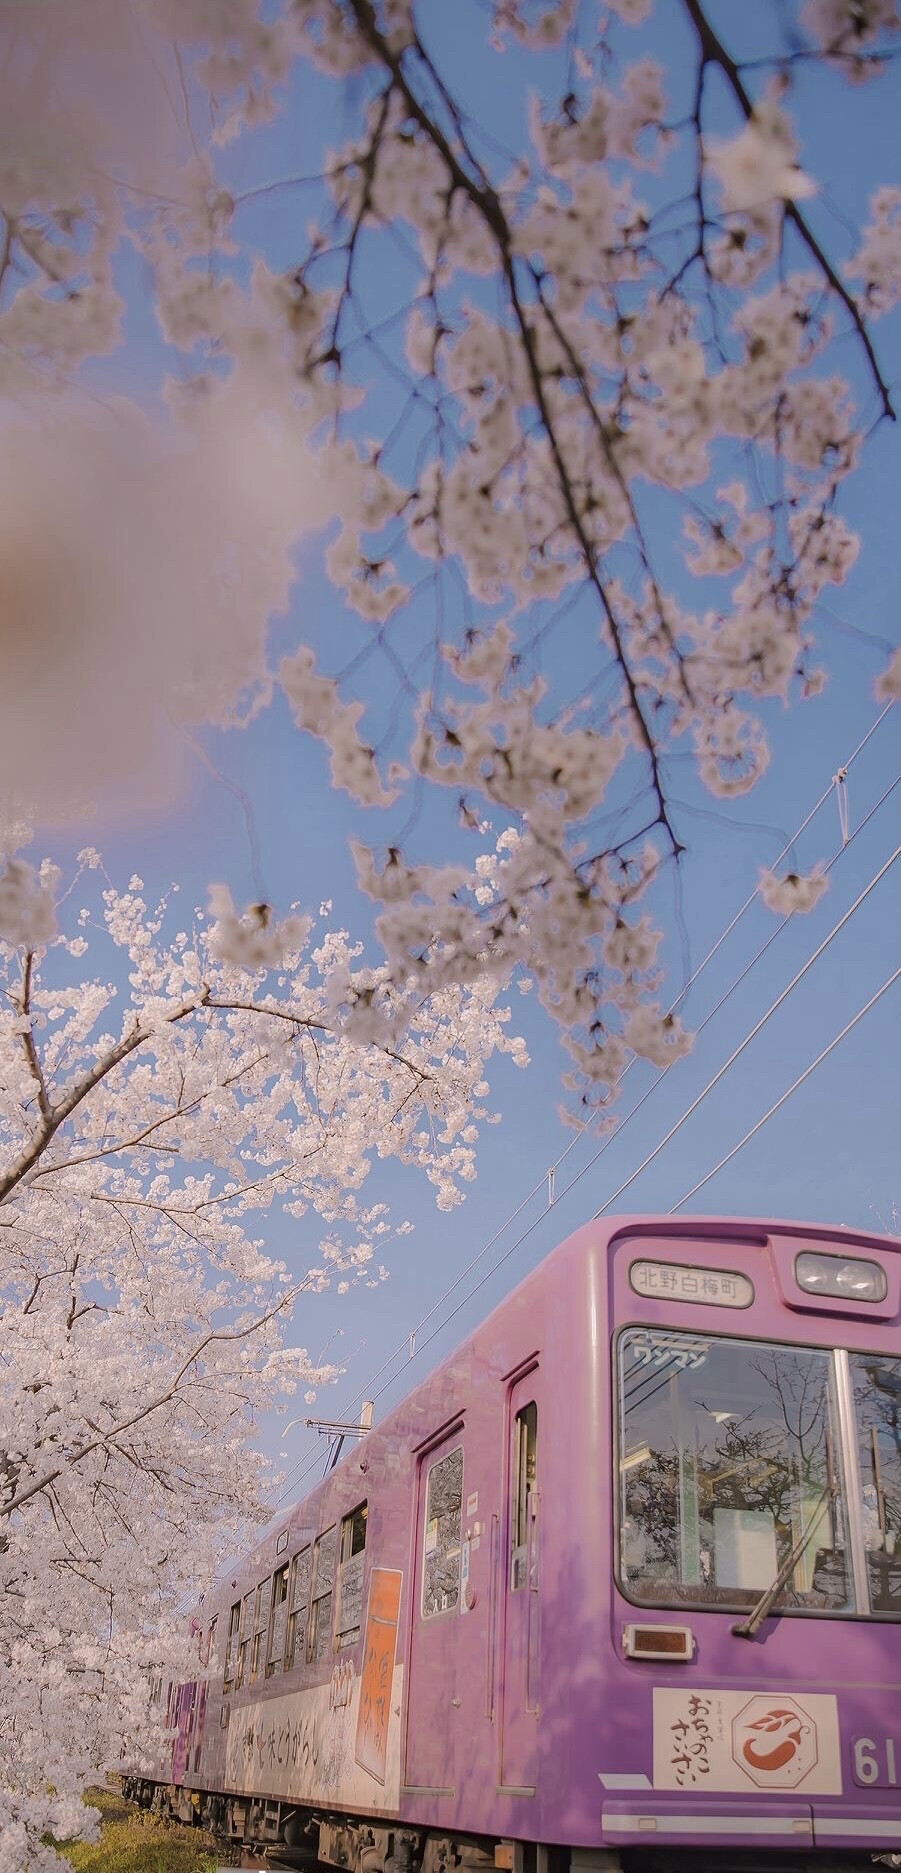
[{"x1": 126, "y1": 1215, "x2": 901, "y2": 1869}]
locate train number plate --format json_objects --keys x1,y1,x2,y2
[{"x1": 852, "y1": 1736, "x2": 899, "y2": 1789}]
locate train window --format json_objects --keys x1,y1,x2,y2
[
  {"x1": 285, "y1": 1545, "x2": 312, "y2": 1669},
  {"x1": 617, "y1": 1328, "x2": 854, "y2": 1616},
  {"x1": 250, "y1": 1579, "x2": 270, "y2": 1683},
  {"x1": 850, "y1": 1352, "x2": 901, "y2": 1616},
  {"x1": 511, "y1": 1402, "x2": 538, "y2": 1591},
  {"x1": 336, "y1": 1503, "x2": 368, "y2": 1647},
  {"x1": 235, "y1": 1589, "x2": 254, "y2": 1689},
  {"x1": 342, "y1": 1502, "x2": 368, "y2": 1560},
  {"x1": 308, "y1": 1526, "x2": 337, "y2": 1664},
  {"x1": 201, "y1": 1615, "x2": 217, "y2": 1669},
  {"x1": 421, "y1": 1445, "x2": 464, "y2": 1619},
  {"x1": 265, "y1": 1565, "x2": 290, "y2": 1676},
  {"x1": 223, "y1": 1601, "x2": 240, "y2": 1693}
]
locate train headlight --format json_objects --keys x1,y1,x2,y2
[{"x1": 795, "y1": 1251, "x2": 886, "y2": 1302}]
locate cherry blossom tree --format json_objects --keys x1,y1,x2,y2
[{"x1": 0, "y1": 852, "x2": 524, "y2": 1868}]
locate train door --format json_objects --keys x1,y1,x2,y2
[
  {"x1": 171, "y1": 1681, "x2": 195, "y2": 1783},
  {"x1": 500, "y1": 1367, "x2": 541, "y2": 1792},
  {"x1": 404, "y1": 1427, "x2": 465, "y2": 1793}
]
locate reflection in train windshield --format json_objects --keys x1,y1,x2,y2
[
  {"x1": 851, "y1": 1352, "x2": 901, "y2": 1614},
  {"x1": 617, "y1": 1329, "x2": 852, "y2": 1614}
]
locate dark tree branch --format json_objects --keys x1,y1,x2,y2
[
  {"x1": 17, "y1": 953, "x2": 52, "y2": 1124},
  {"x1": 680, "y1": 0, "x2": 895, "y2": 422},
  {"x1": 0, "y1": 992, "x2": 209, "y2": 1204},
  {"x1": 345, "y1": 0, "x2": 683, "y2": 853}
]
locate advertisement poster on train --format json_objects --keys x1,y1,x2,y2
[
  {"x1": 225, "y1": 1622, "x2": 404, "y2": 1810},
  {"x1": 653, "y1": 1689, "x2": 842, "y2": 1794},
  {"x1": 355, "y1": 1568, "x2": 402, "y2": 1783}
]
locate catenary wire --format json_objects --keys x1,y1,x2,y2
[
  {"x1": 571, "y1": 773, "x2": 900, "y2": 1211},
  {"x1": 273, "y1": 721, "x2": 897, "y2": 1505},
  {"x1": 668, "y1": 969, "x2": 901, "y2": 1212},
  {"x1": 592, "y1": 847, "x2": 899, "y2": 1217}
]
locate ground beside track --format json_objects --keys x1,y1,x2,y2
[{"x1": 56, "y1": 1786, "x2": 241, "y2": 1870}]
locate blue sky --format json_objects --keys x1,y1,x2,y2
[{"x1": 33, "y1": 0, "x2": 900, "y2": 1495}]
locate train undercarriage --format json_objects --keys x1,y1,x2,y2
[
  {"x1": 118, "y1": 1780, "x2": 899, "y2": 1873},
  {"x1": 120, "y1": 1776, "x2": 534, "y2": 1873}
]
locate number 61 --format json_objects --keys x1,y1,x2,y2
[{"x1": 853, "y1": 1736, "x2": 898, "y2": 1786}]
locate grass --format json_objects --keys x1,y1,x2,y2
[{"x1": 57, "y1": 1785, "x2": 239, "y2": 1872}]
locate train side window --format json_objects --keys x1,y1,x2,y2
[
  {"x1": 421, "y1": 1445, "x2": 464, "y2": 1618},
  {"x1": 285, "y1": 1545, "x2": 312, "y2": 1669},
  {"x1": 308, "y1": 1526, "x2": 337, "y2": 1665},
  {"x1": 265, "y1": 1565, "x2": 290, "y2": 1677},
  {"x1": 223, "y1": 1601, "x2": 240, "y2": 1694},
  {"x1": 336, "y1": 1503, "x2": 368, "y2": 1648},
  {"x1": 201, "y1": 1614, "x2": 217, "y2": 1670},
  {"x1": 250, "y1": 1580, "x2": 269, "y2": 1683},
  {"x1": 511, "y1": 1401, "x2": 538, "y2": 1592},
  {"x1": 235, "y1": 1589, "x2": 254, "y2": 1689}
]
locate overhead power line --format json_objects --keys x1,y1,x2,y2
[
  {"x1": 669, "y1": 969, "x2": 901, "y2": 1211},
  {"x1": 592, "y1": 847, "x2": 900, "y2": 1218},
  {"x1": 575, "y1": 773, "x2": 899, "y2": 1210}
]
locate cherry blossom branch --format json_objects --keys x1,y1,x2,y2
[
  {"x1": 17, "y1": 953, "x2": 52, "y2": 1123},
  {"x1": 680, "y1": 0, "x2": 896, "y2": 422},
  {"x1": 0, "y1": 993, "x2": 208, "y2": 1203},
  {"x1": 202, "y1": 996, "x2": 435, "y2": 1079},
  {"x1": 327, "y1": 87, "x2": 393, "y2": 368},
  {"x1": 0, "y1": 1288, "x2": 299, "y2": 1519},
  {"x1": 3, "y1": 986, "x2": 441, "y2": 1203},
  {"x1": 345, "y1": 0, "x2": 681, "y2": 851},
  {"x1": 503, "y1": 262, "x2": 682, "y2": 849},
  {"x1": 26, "y1": 1048, "x2": 272, "y2": 1181},
  {"x1": 525, "y1": 267, "x2": 694, "y2": 696}
]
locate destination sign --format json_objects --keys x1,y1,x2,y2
[{"x1": 629, "y1": 1260, "x2": 754, "y2": 1308}]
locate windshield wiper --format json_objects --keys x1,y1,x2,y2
[{"x1": 732, "y1": 1480, "x2": 834, "y2": 1641}]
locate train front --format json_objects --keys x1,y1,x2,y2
[{"x1": 591, "y1": 1219, "x2": 900, "y2": 1865}]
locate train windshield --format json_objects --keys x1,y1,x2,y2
[{"x1": 618, "y1": 1328, "x2": 901, "y2": 1618}]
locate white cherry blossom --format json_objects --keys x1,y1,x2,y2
[
  {"x1": 874, "y1": 647, "x2": 901, "y2": 702},
  {"x1": 707, "y1": 104, "x2": 817, "y2": 214},
  {"x1": 846, "y1": 186, "x2": 901, "y2": 312},
  {"x1": 759, "y1": 866, "x2": 829, "y2": 914}
]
